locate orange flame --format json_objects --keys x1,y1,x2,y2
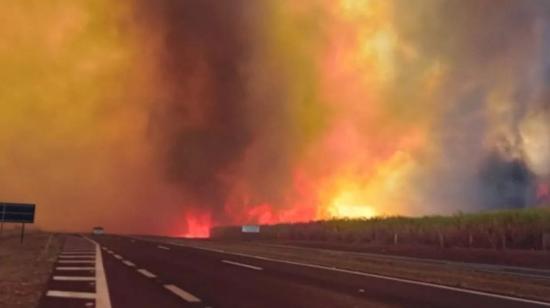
[{"x1": 182, "y1": 214, "x2": 211, "y2": 238}]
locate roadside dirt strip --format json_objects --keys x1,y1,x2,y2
[{"x1": 38, "y1": 235, "x2": 111, "y2": 308}]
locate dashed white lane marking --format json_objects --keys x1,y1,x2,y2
[
  {"x1": 114, "y1": 254, "x2": 122, "y2": 260},
  {"x1": 164, "y1": 284, "x2": 201, "y2": 303},
  {"x1": 56, "y1": 267, "x2": 95, "y2": 271},
  {"x1": 157, "y1": 245, "x2": 170, "y2": 250},
  {"x1": 222, "y1": 260, "x2": 263, "y2": 271},
  {"x1": 53, "y1": 276, "x2": 96, "y2": 281},
  {"x1": 46, "y1": 290, "x2": 96, "y2": 299},
  {"x1": 122, "y1": 260, "x2": 135, "y2": 267},
  {"x1": 137, "y1": 269, "x2": 156, "y2": 278},
  {"x1": 168, "y1": 242, "x2": 550, "y2": 308},
  {"x1": 58, "y1": 260, "x2": 95, "y2": 264}
]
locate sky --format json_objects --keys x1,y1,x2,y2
[{"x1": 0, "y1": 0, "x2": 549, "y2": 236}]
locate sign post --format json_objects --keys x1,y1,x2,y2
[
  {"x1": 0, "y1": 203, "x2": 35, "y2": 243},
  {"x1": 20, "y1": 223, "x2": 25, "y2": 243},
  {"x1": 0, "y1": 204, "x2": 5, "y2": 235}
]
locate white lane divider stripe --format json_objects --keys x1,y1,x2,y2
[
  {"x1": 157, "y1": 245, "x2": 170, "y2": 250},
  {"x1": 122, "y1": 260, "x2": 135, "y2": 267},
  {"x1": 53, "y1": 276, "x2": 95, "y2": 281},
  {"x1": 137, "y1": 269, "x2": 156, "y2": 278},
  {"x1": 114, "y1": 254, "x2": 122, "y2": 260},
  {"x1": 46, "y1": 290, "x2": 96, "y2": 299},
  {"x1": 56, "y1": 267, "x2": 95, "y2": 271},
  {"x1": 177, "y1": 243, "x2": 550, "y2": 307},
  {"x1": 222, "y1": 260, "x2": 263, "y2": 271},
  {"x1": 164, "y1": 284, "x2": 201, "y2": 303},
  {"x1": 58, "y1": 260, "x2": 95, "y2": 264}
]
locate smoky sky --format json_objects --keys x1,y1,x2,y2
[
  {"x1": 135, "y1": 1, "x2": 259, "y2": 222},
  {"x1": 3, "y1": 0, "x2": 548, "y2": 234},
  {"x1": 136, "y1": 0, "x2": 550, "y2": 220}
]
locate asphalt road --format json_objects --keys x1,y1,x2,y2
[{"x1": 39, "y1": 235, "x2": 550, "y2": 308}]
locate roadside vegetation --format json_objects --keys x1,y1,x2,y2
[{"x1": 212, "y1": 207, "x2": 550, "y2": 250}]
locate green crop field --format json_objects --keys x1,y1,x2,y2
[{"x1": 212, "y1": 206, "x2": 550, "y2": 250}]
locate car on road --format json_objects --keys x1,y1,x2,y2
[{"x1": 92, "y1": 226, "x2": 105, "y2": 235}]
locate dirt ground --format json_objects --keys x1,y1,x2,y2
[{"x1": 0, "y1": 229, "x2": 62, "y2": 308}]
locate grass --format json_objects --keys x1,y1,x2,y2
[
  {"x1": 0, "y1": 228, "x2": 62, "y2": 308},
  {"x1": 212, "y1": 207, "x2": 550, "y2": 249}
]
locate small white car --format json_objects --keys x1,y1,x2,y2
[{"x1": 92, "y1": 226, "x2": 105, "y2": 235}]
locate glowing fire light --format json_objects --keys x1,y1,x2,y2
[
  {"x1": 182, "y1": 214, "x2": 211, "y2": 238},
  {"x1": 327, "y1": 190, "x2": 377, "y2": 218}
]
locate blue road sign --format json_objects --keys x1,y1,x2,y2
[{"x1": 0, "y1": 203, "x2": 35, "y2": 223}]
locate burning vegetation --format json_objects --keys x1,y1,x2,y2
[{"x1": 0, "y1": 1, "x2": 548, "y2": 235}]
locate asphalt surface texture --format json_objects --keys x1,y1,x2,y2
[{"x1": 38, "y1": 234, "x2": 550, "y2": 308}]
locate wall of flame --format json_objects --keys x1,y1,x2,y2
[{"x1": 0, "y1": 0, "x2": 548, "y2": 236}]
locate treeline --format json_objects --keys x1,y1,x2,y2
[{"x1": 211, "y1": 208, "x2": 550, "y2": 250}]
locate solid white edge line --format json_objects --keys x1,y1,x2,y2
[
  {"x1": 59, "y1": 256, "x2": 95, "y2": 259},
  {"x1": 46, "y1": 290, "x2": 96, "y2": 299},
  {"x1": 222, "y1": 259, "x2": 263, "y2": 271},
  {"x1": 123, "y1": 260, "x2": 135, "y2": 267},
  {"x1": 137, "y1": 269, "x2": 156, "y2": 278},
  {"x1": 164, "y1": 284, "x2": 201, "y2": 303},
  {"x1": 130, "y1": 236, "x2": 550, "y2": 307},
  {"x1": 83, "y1": 236, "x2": 112, "y2": 308},
  {"x1": 53, "y1": 276, "x2": 95, "y2": 281}
]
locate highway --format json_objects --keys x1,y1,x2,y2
[{"x1": 39, "y1": 235, "x2": 550, "y2": 308}]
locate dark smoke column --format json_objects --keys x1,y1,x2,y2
[{"x1": 134, "y1": 0, "x2": 256, "y2": 223}]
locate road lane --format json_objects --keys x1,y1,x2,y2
[
  {"x1": 100, "y1": 245, "x2": 195, "y2": 308},
  {"x1": 92, "y1": 234, "x2": 550, "y2": 308},
  {"x1": 95, "y1": 235, "x2": 403, "y2": 308}
]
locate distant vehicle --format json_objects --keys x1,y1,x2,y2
[{"x1": 92, "y1": 226, "x2": 105, "y2": 235}]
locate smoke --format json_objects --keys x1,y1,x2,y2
[
  {"x1": 0, "y1": 0, "x2": 549, "y2": 235},
  {"x1": 135, "y1": 0, "x2": 257, "y2": 222}
]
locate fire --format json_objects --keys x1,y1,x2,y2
[
  {"x1": 326, "y1": 189, "x2": 377, "y2": 219},
  {"x1": 2, "y1": 0, "x2": 547, "y2": 235},
  {"x1": 317, "y1": 150, "x2": 415, "y2": 219},
  {"x1": 182, "y1": 214, "x2": 211, "y2": 238}
]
